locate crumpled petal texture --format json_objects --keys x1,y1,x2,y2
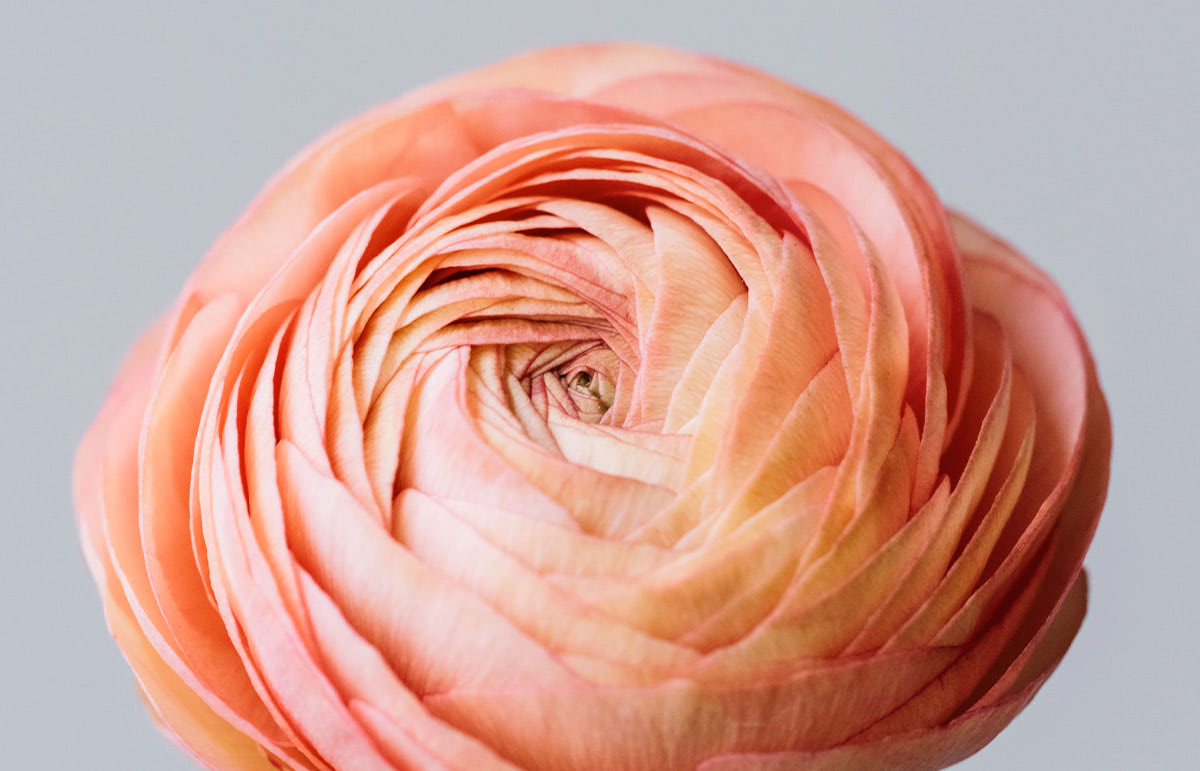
[{"x1": 75, "y1": 43, "x2": 1110, "y2": 771}]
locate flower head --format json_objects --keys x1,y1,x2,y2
[{"x1": 75, "y1": 43, "x2": 1110, "y2": 770}]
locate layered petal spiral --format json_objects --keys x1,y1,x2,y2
[{"x1": 75, "y1": 43, "x2": 1110, "y2": 770}]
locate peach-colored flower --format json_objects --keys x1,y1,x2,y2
[{"x1": 75, "y1": 43, "x2": 1111, "y2": 770}]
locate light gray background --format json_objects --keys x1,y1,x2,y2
[{"x1": 2, "y1": 2, "x2": 1196, "y2": 768}]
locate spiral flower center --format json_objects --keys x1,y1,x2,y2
[{"x1": 561, "y1": 366, "x2": 614, "y2": 420}]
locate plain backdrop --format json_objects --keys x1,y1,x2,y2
[{"x1": 2, "y1": 2, "x2": 1197, "y2": 768}]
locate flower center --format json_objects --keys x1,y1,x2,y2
[{"x1": 559, "y1": 365, "x2": 615, "y2": 421}]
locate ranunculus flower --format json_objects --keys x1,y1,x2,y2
[{"x1": 75, "y1": 43, "x2": 1111, "y2": 770}]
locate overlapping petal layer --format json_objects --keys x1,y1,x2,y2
[{"x1": 75, "y1": 43, "x2": 1110, "y2": 770}]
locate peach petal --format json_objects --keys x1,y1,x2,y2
[
  {"x1": 138, "y1": 294, "x2": 285, "y2": 741},
  {"x1": 203, "y1": 428, "x2": 392, "y2": 769},
  {"x1": 425, "y1": 646, "x2": 962, "y2": 771},
  {"x1": 277, "y1": 440, "x2": 575, "y2": 696},
  {"x1": 393, "y1": 490, "x2": 698, "y2": 680},
  {"x1": 105, "y1": 591, "x2": 279, "y2": 770},
  {"x1": 296, "y1": 570, "x2": 521, "y2": 771}
]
